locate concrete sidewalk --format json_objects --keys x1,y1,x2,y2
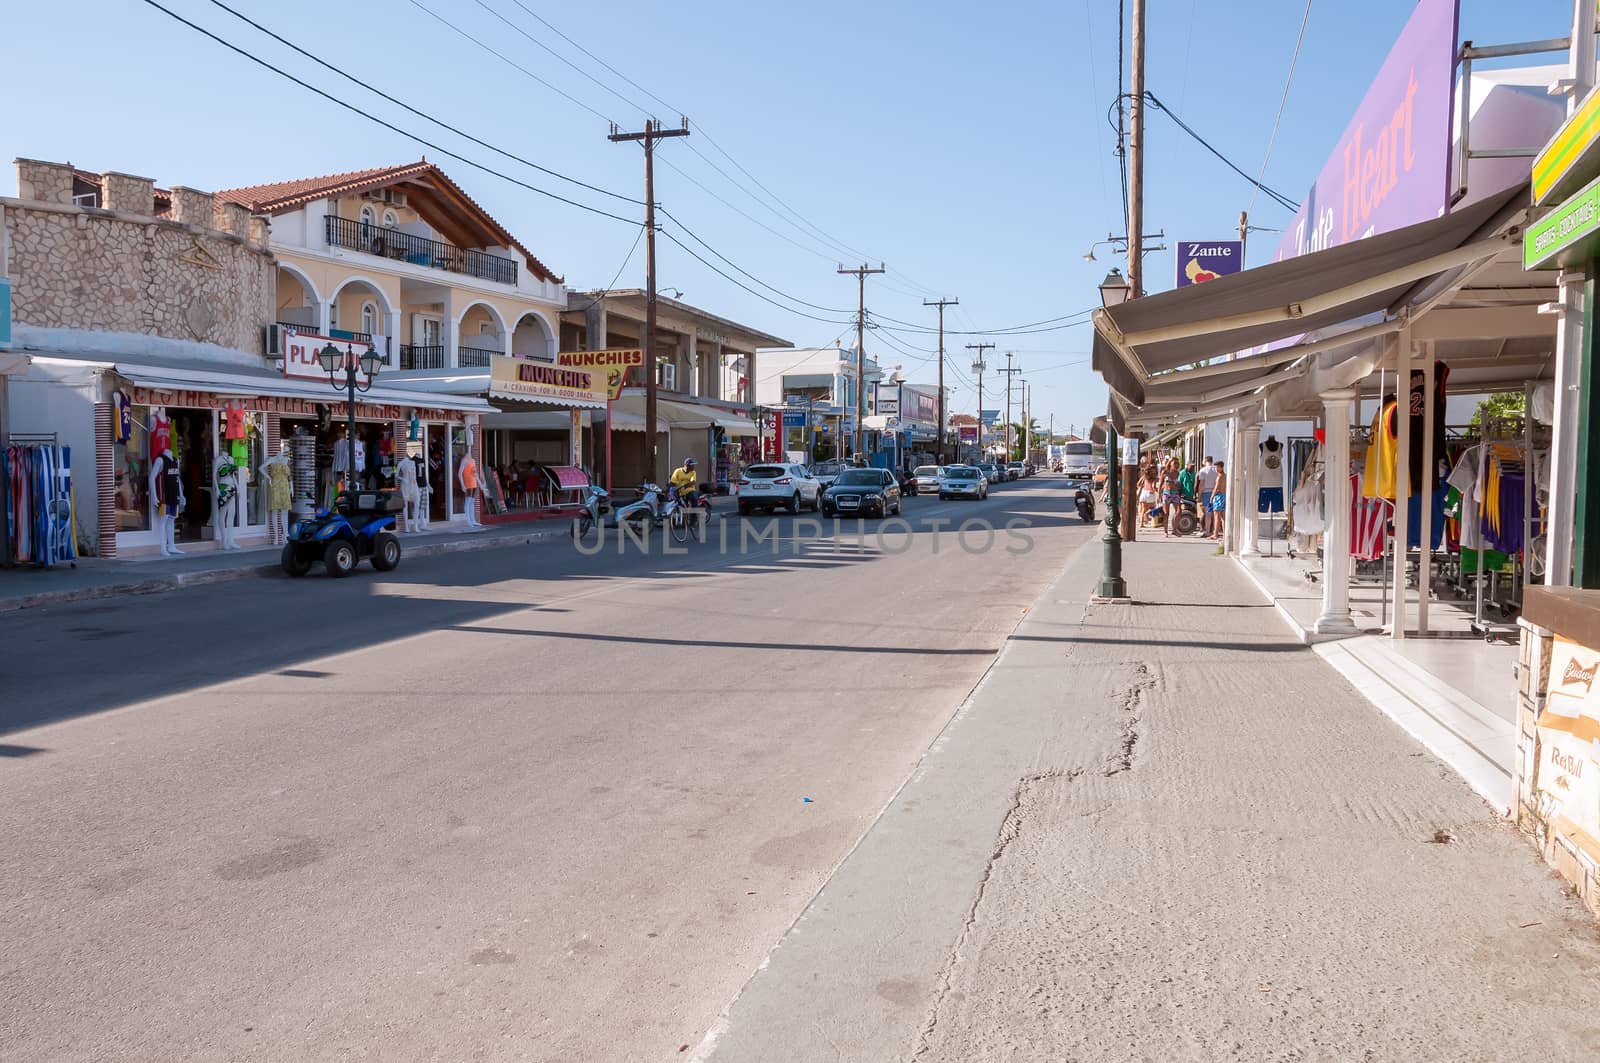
[
  {"x1": 0, "y1": 521, "x2": 568, "y2": 612},
  {"x1": 694, "y1": 537, "x2": 1600, "y2": 1061}
]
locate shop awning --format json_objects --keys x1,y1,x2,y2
[
  {"x1": 547, "y1": 466, "x2": 589, "y2": 490},
  {"x1": 602, "y1": 405, "x2": 666, "y2": 433},
  {"x1": 97, "y1": 361, "x2": 497, "y2": 413},
  {"x1": 607, "y1": 395, "x2": 755, "y2": 434},
  {"x1": 1091, "y1": 184, "x2": 1526, "y2": 420}
]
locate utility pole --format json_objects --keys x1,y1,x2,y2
[
  {"x1": 924, "y1": 297, "x2": 958, "y2": 462},
  {"x1": 1023, "y1": 381, "x2": 1031, "y2": 461},
  {"x1": 1000, "y1": 353, "x2": 1021, "y2": 461},
  {"x1": 967, "y1": 342, "x2": 993, "y2": 461},
  {"x1": 610, "y1": 117, "x2": 690, "y2": 482},
  {"x1": 1120, "y1": 0, "x2": 1147, "y2": 542},
  {"x1": 1238, "y1": 210, "x2": 1249, "y2": 254},
  {"x1": 838, "y1": 263, "x2": 885, "y2": 460}
]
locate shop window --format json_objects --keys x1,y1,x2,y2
[{"x1": 113, "y1": 402, "x2": 152, "y2": 532}]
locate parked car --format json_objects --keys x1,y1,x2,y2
[
  {"x1": 822, "y1": 467, "x2": 902, "y2": 518},
  {"x1": 808, "y1": 460, "x2": 845, "y2": 490},
  {"x1": 977, "y1": 463, "x2": 1001, "y2": 484},
  {"x1": 1008, "y1": 461, "x2": 1026, "y2": 480},
  {"x1": 909, "y1": 464, "x2": 942, "y2": 496},
  {"x1": 939, "y1": 465, "x2": 988, "y2": 500},
  {"x1": 738, "y1": 463, "x2": 822, "y2": 515}
]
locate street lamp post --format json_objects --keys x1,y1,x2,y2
[
  {"x1": 318, "y1": 342, "x2": 382, "y2": 496},
  {"x1": 1096, "y1": 268, "x2": 1132, "y2": 600}
]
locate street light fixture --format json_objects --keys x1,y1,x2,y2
[
  {"x1": 1098, "y1": 267, "x2": 1133, "y2": 308},
  {"x1": 319, "y1": 341, "x2": 380, "y2": 496},
  {"x1": 1083, "y1": 231, "x2": 1169, "y2": 263}
]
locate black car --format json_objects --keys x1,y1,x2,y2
[{"x1": 821, "y1": 468, "x2": 902, "y2": 518}]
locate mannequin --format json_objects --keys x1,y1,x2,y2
[
  {"x1": 379, "y1": 427, "x2": 396, "y2": 487},
  {"x1": 261, "y1": 442, "x2": 292, "y2": 545},
  {"x1": 213, "y1": 452, "x2": 242, "y2": 551},
  {"x1": 1258, "y1": 434, "x2": 1285, "y2": 515},
  {"x1": 458, "y1": 432, "x2": 484, "y2": 528},
  {"x1": 414, "y1": 452, "x2": 432, "y2": 532},
  {"x1": 150, "y1": 444, "x2": 184, "y2": 556},
  {"x1": 396, "y1": 445, "x2": 420, "y2": 534}
]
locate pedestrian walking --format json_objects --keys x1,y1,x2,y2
[
  {"x1": 1160, "y1": 458, "x2": 1182, "y2": 537},
  {"x1": 1179, "y1": 461, "x2": 1197, "y2": 535},
  {"x1": 1196, "y1": 456, "x2": 1218, "y2": 536},
  {"x1": 1208, "y1": 461, "x2": 1227, "y2": 541},
  {"x1": 1137, "y1": 465, "x2": 1159, "y2": 528}
]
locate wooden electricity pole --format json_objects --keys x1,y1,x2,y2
[
  {"x1": 1000, "y1": 353, "x2": 1021, "y2": 461},
  {"x1": 924, "y1": 297, "x2": 958, "y2": 462},
  {"x1": 838, "y1": 264, "x2": 884, "y2": 459},
  {"x1": 1121, "y1": 0, "x2": 1147, "y2": 540},
  {"x1": 610, "y1": 117, "x2": 689, "y2": 482},
  {"x1": 967, "y1": 342, "x2": 993, "y2": 459}
]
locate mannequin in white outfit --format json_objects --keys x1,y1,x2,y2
[
  {"x1": 396, "y1": 449, "x2": 420, "y2": 533},
  {"x1": 150, "y1": 448, "x2": 184, "y2": 556},
  {"x1": 261, "y1": 443, "x2": 292, "y2": 545},
  {"x1": 213, "y1": 453, "x2": 242, "y2": 550}
]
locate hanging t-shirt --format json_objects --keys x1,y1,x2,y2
[
  {"x1": 111, "y1": 391, "x2": 133, "y2": 445},
  {"x1": 224, "y1": 402, "x2": 247, "y2": 441},
  {"x1": 1363, "y1": 399, "x2": 1399, "y2": 500},
  {"x1": 150, "y1": 411, "x2": 172, "y2": 458},
  {"x1": 1259, "y1": 442, "x2": 1284, "y2": 489},
  {"x1": 1446, "y1": 446, "x2": 1485, "y2": 550}
]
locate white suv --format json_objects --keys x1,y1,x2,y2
[{"x1": 737, "y1": 463, "x2": 822, "y2": 515}]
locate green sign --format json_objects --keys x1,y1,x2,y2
[{"x1": 1525, "y1": 175, "x2": 1600, "y2": 271}]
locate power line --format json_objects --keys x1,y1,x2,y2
[
  {"x1": 658, "y1": 208, "x2": 854, "y2": 315},
  {"x1": 470, "y1": 0, "x2": 654, "y2": 118},
  {"x1": 1248, "y1": 0, "x2": 1312, "y2": 220},
  {"x1": 404, "y1": 0, "x2": 614, "y2": 124},
  {"x1": 206, "y1": 0, "x2": 639, "y2": 206},
  {"x1": 137, "y1": 0, "x2": 640, "y2": 226},
  {"x1": 572, "y1": 224, "x2": 648, "y2": 312},
  {"x1": 658, "y1": 230, "x2": 853, "y2": 325},
  {"x1": 1142, "y1": 91, "x2": 1300, "y2": 212}
]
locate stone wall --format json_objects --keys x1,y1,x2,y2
[{"x1": 4, "y1": 159, "x2": 275, "y2": 355}]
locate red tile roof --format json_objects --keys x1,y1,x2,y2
[{"x1": 215, "y1": 161, "x2": 560, "y2": 283}]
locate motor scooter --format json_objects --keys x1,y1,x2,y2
[
  {"x1": 571, "y1": 483, "x2": 610, "y2": 541},
  {"x1": 1066, "y1": 478, "x2": 1097, "y2": 522},
  {"x1": 606, "y1": 482, "x2": 694, "y2": 543}
]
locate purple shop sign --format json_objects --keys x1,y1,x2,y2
[{"x1": 1271, "y1": 0, "x2": 1459, "y2": 264}]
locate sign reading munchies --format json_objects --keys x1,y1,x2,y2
[
  {"x1": 489, "y1": 354, "x2": 609, "y2": 406},
  {"x1": 556, "y1": 348, "x2": 643, "y2": 400}
]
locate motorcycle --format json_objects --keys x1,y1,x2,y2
[
  {"x1": 571, "y1": 483, "x2": 611, "y2": 542},
  {"x1": 607, "y1": 482, "x2": 694, "y2": 544},
  {"x1": 1066, "y1": 479, "x2": 1097, "y2": 523}
]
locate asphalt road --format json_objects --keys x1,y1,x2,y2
[{"x1": 0, "y1": 474, "x2": 1094, "y2": 1062}]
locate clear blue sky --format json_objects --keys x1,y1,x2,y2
[{"x1": 0, "y1": 0, "x2": 1574, "y2": 435}]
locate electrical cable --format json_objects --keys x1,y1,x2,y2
[
  {"x1": 206, "y1": 0, "x2": 640, "y2": 206},
  {"x1": 571, "y1": 224, "x2": 647, "y2": 312},
  {"x1": 1143, "y1": 92, "x2": 1300, "y2": 212},
  {"x1": 657, "y1": 230, "x2": 853, "y2": 325},
  {"x1": 1248, "y1": 0, "x2": 1312, "y2": 221},
  {"x1": 658, "y1": 208, "x2": 853, "y2": 314},
  {"x1": 136, "y1": 0, "x2": 640, "y2": 226},
  {"x1": 469, "y1": 0, "x2": 655, "y2": 118}
]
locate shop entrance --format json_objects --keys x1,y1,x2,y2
[{"x1": 171, "y1": 408, "x2": 213, "y2": 543}]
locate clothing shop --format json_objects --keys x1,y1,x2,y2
[{"x1": 6, "y1": 346, "x2": 491, "y2": 558}]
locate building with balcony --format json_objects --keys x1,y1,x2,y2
[{"x1": 216, "y1": 160, "x2": 566, "y2": 371}]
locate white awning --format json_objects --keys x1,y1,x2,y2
[
  {"x1": 43, "y1": 359, "x2": 498, "y2": 413},
  {"x1": 482, "y1": 411, "x2": 573, "y2": 430}
]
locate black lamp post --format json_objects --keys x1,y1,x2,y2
[
  {"x1": 1096, "y1": 267, "x2": 1132, "y2": 600},
  {"x1": 318, "y1": 342, "x2": 382, "y2": 495}
]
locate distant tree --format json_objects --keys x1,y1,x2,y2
[{"x1": 1471, "y1": 392, "x2": 1525, "y2": 427}]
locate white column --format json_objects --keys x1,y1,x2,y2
[
  {"x1": 382, "y1": 308, "x2": 401, "y2": 365},
  {"x1": 683, "y1": 333, "x2": 699, "y2": 397},
  {"x1": 442, "y1": 290, "x2": 459, "y2": 368},
  {"x1": 1546, "y1": 270, "x2": 1584, "y2": 586},
  {"x1": 1240, "y1": 422, "x2": 1262, "y2": 556},
  {"x1": 1224, "y1": 416, "x2": 1240, "y2": 553},
  {"x1": 1316, "y1": 389, "x2": 1359, "y2": 635},
  {"x1": 1391, "y1": 329, "x2": 1413, "y2": 640},
  {"x1": 1418, "y1": 341, "x2": 1436, "y2": 634}
]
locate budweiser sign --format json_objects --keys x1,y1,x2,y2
[{"x1": 1563, "y1": 657, "x2": 1599, "y2": 693}]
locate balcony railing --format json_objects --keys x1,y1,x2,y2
[
  {"x1": 324, "y1": 215, "x2": 518, "y2": 286},
  {"x1": 458, "y1": 345, "x2": 498, "y2": 368},
  {"x1": 400, "y1": 344, "x2": 445, "y2": 370},
  {"x1": 277, "y1": 321, "x2": 372, "y2": 344}
]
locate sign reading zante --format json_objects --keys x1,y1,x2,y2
[{"x1": 1174, "y1": 240, "x2": 1244, "y2": 288}]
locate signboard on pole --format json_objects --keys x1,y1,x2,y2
[
  {"x1": 1174, "y1": 241, "x2": 1244, "y2": 287},
  {"x1": 958, "y1": 425, "x2": 979, "y2": 444},
  {"x1": 280, "y1": 329, "x2": 375, "y2": 385},
  {"x1": 556, "y1": 348, "x2": 643, "y2": 400},
  {"x1": 980, "y1": 409, "x2": 1001, "y2": 426},
  {"x1": 1525, "y1": 174, "x2": 1600, "y2": 270},
  {"x1": 491, "y1": 356, "x2": 609, "y2": 406}
]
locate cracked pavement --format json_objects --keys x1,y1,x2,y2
[{"x1": 695, "y1": 539, "x2": 1600, "y2": 1062}]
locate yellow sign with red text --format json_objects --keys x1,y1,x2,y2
[{"x1": 557, "y1": 348, "x2": 643, "y2": 400}]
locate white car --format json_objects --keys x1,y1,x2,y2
[
  {"x1": 737, "y1": 463, "x2": 823, "y2": 514},
  {"x1": 910, "y1": 464, "x2": 942, "y2": 496},
  {"x1": 939, "y1": 465, "x2": 988, "y2": 500}
]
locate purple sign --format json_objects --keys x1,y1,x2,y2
[
  {"x1": 1271, "y1": 0, "x2": 1459, "y2": 263},
  {"x1": 1175, "y1": 240, "x2": 1244, "y2": 287}
]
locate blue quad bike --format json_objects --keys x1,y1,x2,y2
[{"x1": 281, "y1": 489, "x2": 403, "y2": 578}]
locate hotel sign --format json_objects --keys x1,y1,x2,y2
[{"x1": 490, "y1": 355, "x2": 609, "y2": 407}]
